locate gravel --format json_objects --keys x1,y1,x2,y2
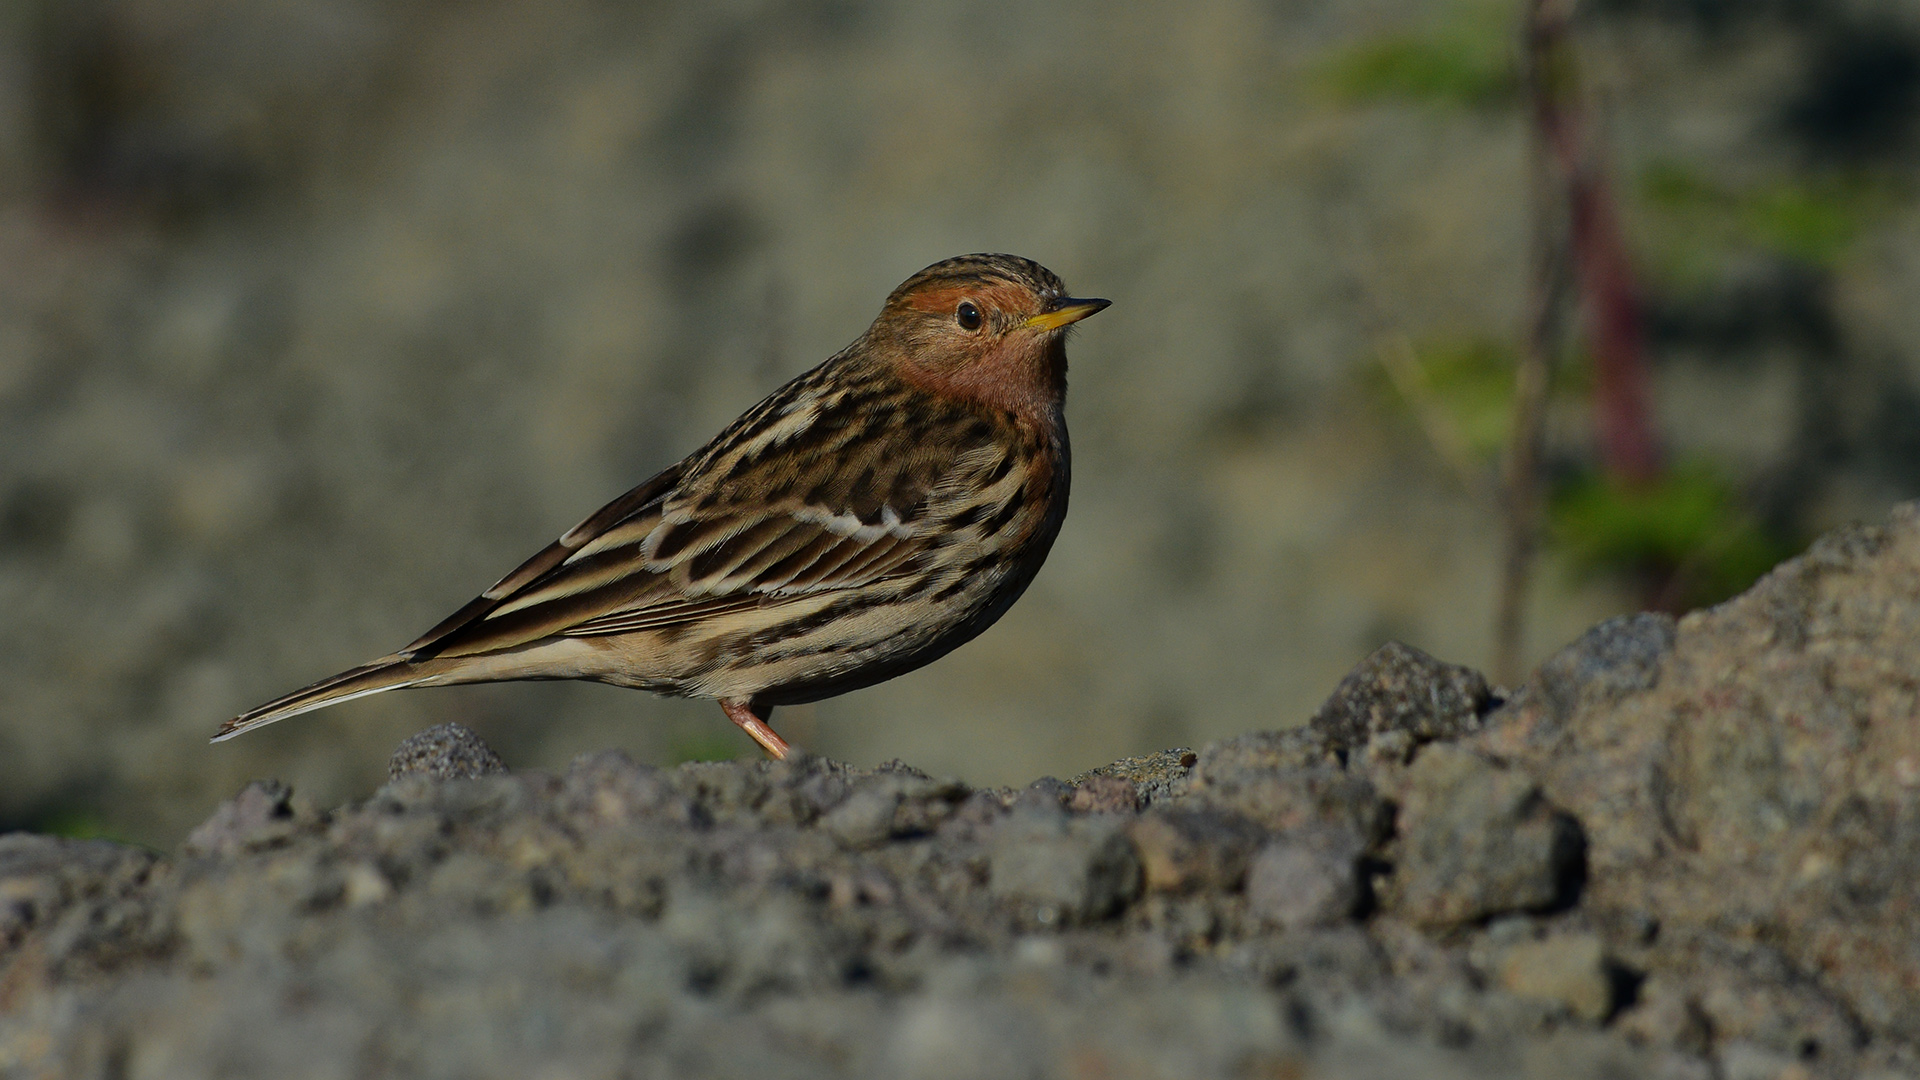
[{"x1": 9, "y1": 505, "x2": 1920, "y2": 1078}]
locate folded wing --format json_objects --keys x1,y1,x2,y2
[{"x1": 403, "y1": 386, "x2": 1000, "y2": 663}]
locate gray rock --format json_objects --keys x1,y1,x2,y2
[
  {"x1": 1489, "y1": 933, "x2": 1614, "y2": 1022},
  {"x1": 386, "y1": 722, "x2": 509, "y2": 782},
  {"x1": 1186, "y1": 733, "x2": 1384, "y2": 841},
  {"x1": 1498, "y1": 613, "x2": 1677, "y2": 745},
  {"x1": 0, "y1": 834, "x2": 158, "y2": 955},
  {"x1": 1127, "y1": 808, "x2": 1267, "y2": 894},
  {"x1": 1193, "y1": 729, "x2": 1337, "y2": 779},
  {"x1": 1012, "y1": 776, "x2": 1074, "y2": 813},
  {"x1": 19, "y1": 506, "x2": 1920, "y2": 1077},
  {"x1": 1310, "y1": 641, "x2": 1494, "y2": 754},
  {"x1": 987, "y1": 813, "x2": 1142, "y2": 923},
  {"x1": 1070, "y1": 748, "x2": 1199, "y2": 808},
  {"x1": 181, "y1": 778, "x2": 305, "y2": 857},
  {"x1": 820, "y1": 769, "x2": 969, "y2": 848},
  {"x1": 1476, "y1": 503, "x2": 1920, "y2": 1046},
  {"x1": 557, "y1": 749, "x2": 697, "y2": 826},
  {"x1": 1245, "y1": 828, "x2": 1365, "y2": 930},
  {"x1": 1385, "y1": 744, "x2": 1584, "y2": 927},
  {"x1": 1066, "y1": 774, "x2": 1142, "y2": 815}
]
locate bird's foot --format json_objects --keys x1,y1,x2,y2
[{"x1": 720, "y1": 698, "x2": 791, "y2": 760}]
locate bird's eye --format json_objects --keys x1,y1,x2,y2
[{"x1": 955, "y1": 301, "x2": 983, "y2": 331}]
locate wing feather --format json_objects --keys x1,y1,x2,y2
[
  {"x1": 400, "y1": 382, "x2": 1003, "y2": 664},
  {"x1": 823, "y1": 533, "x2": 911, "y2": 584},
  {"x1": 402, "y1": 462, "x2": 684, "y2": 656},
  {"x1": 683, "y1": 517, "x2": 821, "y2": 587},
  {"x1": 564, "y1": 508, "x2": 666, "y2": 563},
  {"x1": 561, "y1": 595, "x2": 771, "y2": 638},
  {"x1": 752, "y1": 530, "x2": 846, "y2": 591},
  {"x1": 777, "y1": 532, "x2": 876, "y2": 591}
]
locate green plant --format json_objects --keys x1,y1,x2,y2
[
  {"x1": 1319, "y1": 1, "x2": 1519, "y2": 107},
  {"x1": 30, "y1": 809, "x2": 141, "y2": 846},
  {"x1": 1551, "y1": 464, "x2": 1789, "y2": 611},
  {"x1": 1635, "y1": 161, "x2": 1893, "y2": 280},
  {"x1": 666, "y1": 731, "x2": 754, "y2": 765}
]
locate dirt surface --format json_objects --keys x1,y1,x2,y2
[{"x1": 9, "y1": 504, "x2": 1920, "y2": 1078}]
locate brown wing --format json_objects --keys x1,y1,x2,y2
[{"x1": 404, "y1": 375, "x2": 1006, "y2": 663}]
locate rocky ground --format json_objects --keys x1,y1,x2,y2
[
  {"x1": 7, "y1": 503, "x2": 1920, "y2": 1079},
  {"x1": 9, "y1": 0, "x2": 1920, "y2": 842}
]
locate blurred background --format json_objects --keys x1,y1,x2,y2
[{"x1": 1, "y1": 0, "x2": 1917, "y2": 847}]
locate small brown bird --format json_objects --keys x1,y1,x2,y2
[{"x1": 216, "y1": 253, "x2": 1107, "y2": 759}]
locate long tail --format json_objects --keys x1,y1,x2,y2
[{"x1": 213, "y1": 656, "x2": 438, "y2": 742}]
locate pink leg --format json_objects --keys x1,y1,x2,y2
[{"x1": 720, "y1": 698, "x2": 791, "y2": 760}]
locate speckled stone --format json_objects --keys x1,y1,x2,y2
[{"x1": 386, "y1": 722, "x2": 508, "y2": 782}]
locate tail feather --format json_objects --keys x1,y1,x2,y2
[{"x1": 214, "y1": 656, "x2": 430, "y2": 742}]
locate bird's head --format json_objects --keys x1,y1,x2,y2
[{"x1": 868, "y1": 253, "x2": 1108, "y2": 421}]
